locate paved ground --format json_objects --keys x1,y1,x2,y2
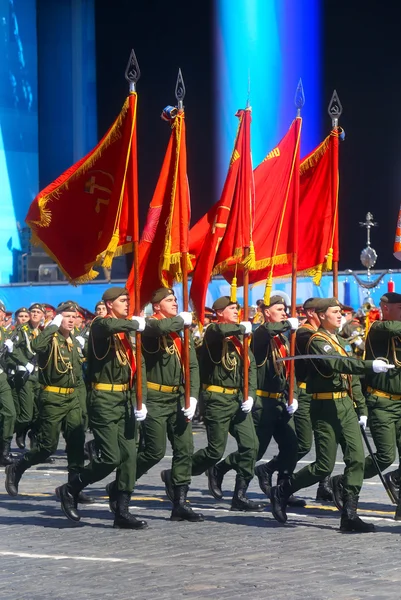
[{"x1": 0, "y1": 427, "x2": 400, "y2": 600}]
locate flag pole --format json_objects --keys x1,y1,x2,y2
[
  {"x1": 328, "y1": 90, "x2": 343, "y2": 299},
  {"x1": 176, "y1": 69, "x2": 191, "y2": 412},
  {"x1": 242, "y1": 95, "x2": 252, "y2": 402},
  {"x1": 125, "y1": 49, "x2": 143, "y2": 410},
  {"x1": 288, "y1": 79, "x2": 304, "y2": 407}
]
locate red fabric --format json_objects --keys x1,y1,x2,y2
[
  {"x1": 273, "y1": 335, "x2": 288, "y2": 378},
  {"x1": 148, "y1": 313, "x2": 183, "y2": 363},
  {"x1": 117, "y1": 332, "x2": 137, "y2": 387},
  {"x1": 26, "y1": 94, "x2": 139, "y2": 283},
  {"x1": 227, "y1": 335, "x2": 250, "y2": 366}
]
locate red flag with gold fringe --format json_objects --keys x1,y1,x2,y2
[
  {"x1": 25, "y1": 93, "x2": 139, "y2": 283},
  {"x1": 128, "y1": 109, "x2": 191, "y2": 307}
]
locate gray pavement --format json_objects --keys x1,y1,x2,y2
[{"x1": 0, "y1": 427, "x2": 400, "y2": 600}]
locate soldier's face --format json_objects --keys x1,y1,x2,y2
[
  {"x1": 217, "y1": 304, "x2": 238, "y2": 324},
  {"x1": 156, "y1": 295, "x2": 178, "y2": 318},
  {"x1": 381, "y1": 302, "x2": 401, "y2": 321},
  {"x1": 320, "y1": 306, "x2": 342, "y2": 330},
  {"x1": 0, "y1": 310, "x2": 4, "y2": 326},
  {"x1": 264, "y1": 303, "x2": 287, "y2": 323},
  {"x1": 60, "y1": 311, "x2": 76, "y2": 332},
  {"x1": 96, "y1": 304, "x2": 107, "y2": 317},
  {"x1": 109, "y1": 295, "x2": 130, "y2": 319},
  {"x1": 30, "y1": 309, "x2": 44, "y2": 327},
  {"x1": 75, "y1": 315, "x2": 83, "y2": 328},
  {"x1": 16, "y1": 312, "x2": 30, "y2": 325}
]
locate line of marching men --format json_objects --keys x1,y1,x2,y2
[{"x1": 0, "y1": 288, "x2": 400, "y2": 532}]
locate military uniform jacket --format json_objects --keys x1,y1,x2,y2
[
  {"x1": 295, "y1": 322, "x2": 316, "y2": 384},
  {"x1": 200, "y1": 323, "x2": 256, "y2": 399},
  {"x1": 364, "y1": 320, "x2": 401, "y2": 394},
  {"x1": 10, "y1": 321, "x2": 41, "y2": 380},
  {"x1": 252, "y1": 321, "x2": 294, "y2": 396},
  {"x1": 31, "y1": 324, "x2": 82, "y2": 389},
  {"x1": 142, "y1": 315, "x2": 199, "y2": 398},
  {"x1": 87, "y1": 316, "x2": 146, "y2": 399},
  {"x1": 306, "y1": 326, "x2": 372, "y2": 416}
]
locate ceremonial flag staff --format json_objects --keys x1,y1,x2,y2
[
  {"x1": 328, "y1": 90, "x2": 343, "y2": 298},
  {"x1": 125, "y1": 49, "x2": 143, "y2": 410},
  {"x1": 288, "y1": 80, "x2": 304, "y2": 407},
  {"x1": 176, "y1": 69, "x2": 191, "y2": 412}
]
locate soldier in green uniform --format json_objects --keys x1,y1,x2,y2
[
  {"x1": 15, "y1": 307, "x2": 30, "y2": 326},
  {"x1": 294, "y1": 297, "x2": 333, "y2": 502},
  {"x1": 55, "y1": 287, "x2": 148, "y2": 529},
  {"x1": 95, "y1": 300, "x2": 107, "y2": 317},
  {"x1": 0, "y1": 301, "x2": 17, "y2": 465},
  {"x1": 11, "y1": 302, "x2": 45, "y2": 449},
  {"x1": 352, "y1": 292, "x2": 401, "y2": 511},
  {"x1": 136, "y1": 288, "x2": 203, "y2": 522},
  {"x1": 339, "y1": 306, "x2": 365, "y2": 357},
  {"x1": 192, "y1": 296, "x2": 262, "y2": 511},
  {"x1": 5, "y1": 302, "x2": 86, "y2": 497},
  {"x1": 212, "y1": 295, "x2": 302, "y2": 508},
  {"x1": 270, "y1": 297, "x2": 394, "y2": 532}
]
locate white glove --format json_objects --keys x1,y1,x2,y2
[
  {"x1": 372, "y1": 359, "x2": 395, "y2": 373},
  {"x1": 134, "y1": 403, "x2": 147, "y2": 421},
  {"x1": 4, "y1": 339, "x2": 13, "y2": 352},
  {"x1": 286, "y1": 398, "x2": 299, "y2": 415},
  {"x1": 182, "y1": 396, "x2": 197, "y2": 420},
  {"x1": 358, "y1": 415, "x2": 368, "y2": 429},
  {"x1": 353, "y1": 337, "x2": 363, "y2": 347},
  {"x1": 25, "y1": 362, "x2": 35, "y2": 374},
  {"x1": 339, "y1": 315, "x2": 347, "y2": 331},
  {"x1": 240, "y1": 321, "x2": 252, "y2": 335},
  {"x1": 287, "y1": 317, "x2": 299, "y2": 331},
  {"x1": 241, "y1": 396, "x2": 254, "y2": 413},
  {"x1": 131, "y1": 316, "x2": 146, "y2": 332},
  {"x1": 178, "y1": 311, "x2": 193, "y2": 326},
  {"x1": 75, "y1": 336, "x2": 85, "y2": 348},
  {"x1": 50, "y1": 314, "x2": 63, "y2": 328}
]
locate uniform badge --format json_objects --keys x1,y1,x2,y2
[{"x1": 323, "y1": 344, "x2": 332, "y2": 353}]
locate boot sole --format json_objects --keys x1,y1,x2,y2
[
  {"x1": 113, "y1": 523, "x2": 149, "y2": 529},
  {"x1": 170, "y1": 516, "x2": 204, "y2": 522}
]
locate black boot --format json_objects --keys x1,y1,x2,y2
[
  {"x1": 384, "y1": 470, "x2": 400, "y2": 503},
  {"x1": 170, "y1": 485, "x2": 204, "y2": 522},
  {"x1": 316, "y1": 476, "x2": 333, "y2": 502},
  {"x1": 67, "y1": 473, "x2": 95, "y2": 504},
  {"x1": 0, "y1": 441, "x2": 16, "y2": 466},
  {"x1": 231, "y1": 475, "x2": 266, "y2": 512},
  {"x1": 84, "y1": 439, "x2": 97, "y2": 462},
  {"x1": 270, "y1": 478, "x2": 293, "y2": 524},
  {"x1": 55, "y1": 474, "x2": 85, "y2": 522},
  {"x1": 113, "y1": 491, "x2": 148, "y2": 529},
  {"x1": 106, "y1": 480, "x2": 118, "y2": 514},
  {"x1": 207, "y1": 464, "x2": 225, "y2": 500},
  {"x1": 330, "y1": 474, "x2": 345, "y2": 511},
  {"x1": 340, "y1": 494, "x2": 375, "y2": 533},
  {"x1": 5, "y1": 459, "x2": 26, "y2": 496},
  {"x1": 394, "y1": 495, "x2": 401, "y2": 521},
  {"x1": 15, "y1": 430, "x2": 26, "y2": 450},
  {"x1": 255, "y1": 464, "x2": 272, "y2": 497},
  {"x1": 161, "y1": 469, "x2": 174, "y2": 503},
  {"x1": 278, "y1": 474, "x2": 306, "y2": 507}
]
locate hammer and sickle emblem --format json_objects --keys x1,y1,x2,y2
[{"x1": 85, "y1": 170, "x2": 114, "y2": 213}]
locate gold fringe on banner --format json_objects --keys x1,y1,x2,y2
[
  {"x1": 263, "y1": 274, "x2": 273, "y2": 305},
  {"x1": 299, "y1": 135, "x2": 330, "y2": 176},
  {"x1": 242, "y1": 240, "x2": 256, "y2": 269}
]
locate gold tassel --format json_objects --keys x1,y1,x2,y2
[
  {"x1": 263, "y1": 274, "x2": 273, "y2": 305},
  {"x1": 242, "y1": 240, "x2": 256, "y2": 269},
  {"x1": 102, "y1": 230, "x2": 120, "y2": 268},
  {"x1": 230, "y1": 276, "x2": 237, "y2": 303},
  {"x1": 325, "y1": 247, "x2": 333, "y2": 271}
]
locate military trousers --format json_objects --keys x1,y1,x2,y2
[
  {"x1": 14, "y1": 374, "x2": 40, "y2": 436},
  {"x1": 0, "y1": 374, "x2": 16, "y2": 443},
  {"x1": 293, "y1": 391, "x2": 313, "y2": 461},
  {"x1": 80, "y1": 389, "x2": 137, "y2": 492},
  {"x1": 191, "y1": 390, "x2": 258, "y2": 482},
  {"x1": 21, "y1": 389, "x2": 85, "y2": 472},
  {"x1": 291, "y1": 395, "x2": 364, "y2": 497},
  {"x1": 364, "y1": 393, "x2": 401, "y2": 479},
  {"x1": 136, "y1": 390, "x2": 193, "y2": 487},
  {"x1": 76, "y1": 383, "x2": 88, "y2": 431}
]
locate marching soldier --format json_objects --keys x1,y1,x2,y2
[
  {"x1": 15, "y1": 307, "x2": 30, "y2": 327},
  {"x1": 214, "y1": 295, "x2": 302, "y2": 508},
  {"x1": 95, "y1": 300, "x2": 107, "y2": 317},
  {"x1": 192, "y1": 296, "x2": 262, "y2": 511},
  {"x1": 55, "y1": 287, "x2": 148, "y2": 529},
  {"x1": 0, "y1": 301, "x2": 17, "y2": 465},
  {"x1": 295, "y1": 297, "x2": 333, "y2": 501},
  {"x1": 11, "y1": 302, "x2": 45, "y2": 449},
  {"x1": 5, "y1": 302, "x2": 86, "y2": 497},
  {"x1": 136, "y1": 287, "x2": 203, "y2": 522},
  {"x1": 270, "y1": 297, "x2": 394, "y2": 532}
]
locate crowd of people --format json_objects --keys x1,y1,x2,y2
[{"x1": 0, "y1": 286, "x2": 399, "y2": 533}]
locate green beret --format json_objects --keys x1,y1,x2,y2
[
  {"x1": 212, "y1": 296, "x2": 238, "y2": 311},
  {"x1": 315, "y1": 297, "x2": 342, "y2": 313},
  {"x1": 29, "y1": 303, "x2": 45, "y2": 313},
  {"x1": 0, "y1": 301, "x2": 5, "y2": 313},
  {"x1": 151, "y1": 287, "x2": 175, "y2": 304},
  {"x1": 15, "y1": 307, "x2": 29, "y2": 316},
  {"x1": 102, "y1": 287, "x2": 129, "y2": 302},
  {"x1": 380, "y1": 292, "x2": 401, "y2": 304},
  {"x1": 303, "y1": 297, "x2": 321, "y2": 310},
  {"x1": 57, "y1": 302, "x2": 77, "y2": 314},
  {"x1": 266, "y1": 294, "x2": 287, "y2": 308}
]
